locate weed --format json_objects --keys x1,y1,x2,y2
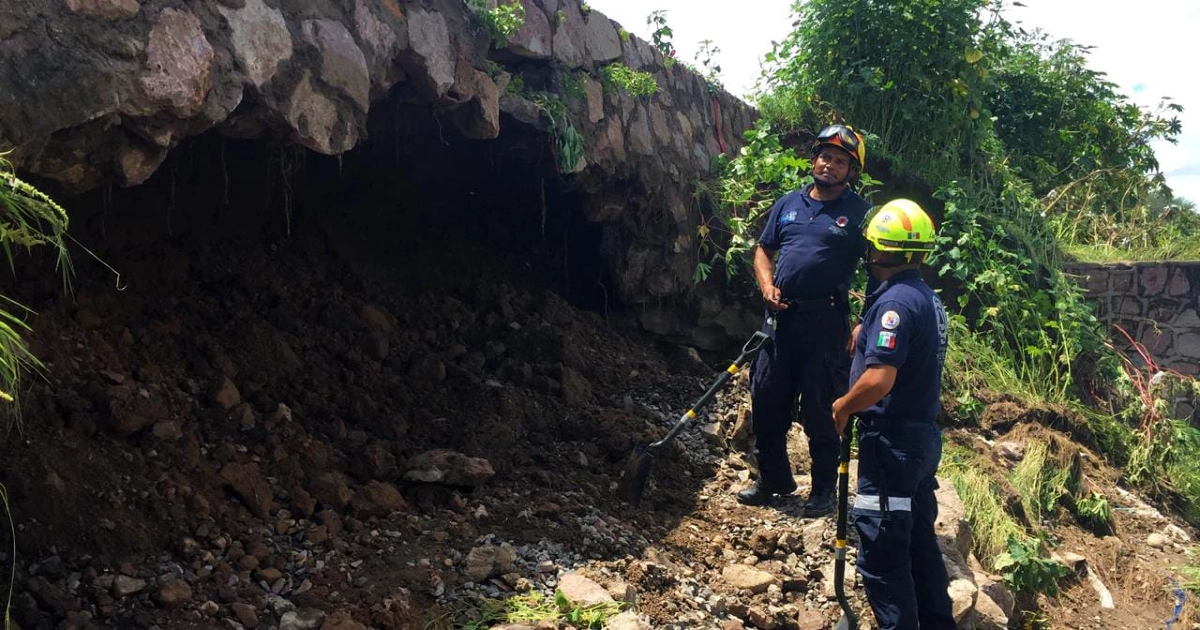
[
  {"x1": 1073, "y1": 490, "x2": 1113, "y2": 534},
  {"x1": 994, "y1": 535, "x2": 1068, "y2": 596},
  {"x1": 599, "y1": 63, "x2": 659, "y2": 97},
  {"x1": 0, "y1": 151, "x2": 72, "y2": 425},
  {"x1": 464, "y1": 0, "x2": 525, "y2": 48},
  {"x1": 694, "y1": 39, "x2": 722, "y2": 93},
  {"x1": 555, "y1": 10, "x2": 565, "y2": 28},
  {"x1": 559, "y1": 70, "x2": 586, "y2": 101},
  {"x1": 647, "y1": 10, "x2": 675, "y2": 66},
  {"x1": 618, "y1": 27, "x2": 630, "y2": 44},
  {"x1": 528, "y1": 92, "x2": 585, "y2": 174},
  {"x1": 425, "y1": 590, "x2": 626, "y2": 629},
  {"x1": 940, "y1": 445, "x2": 1027, "y2": 562},
  {"x1": 1009, "y1": 439, "x2": 1079, "y2": 524}
]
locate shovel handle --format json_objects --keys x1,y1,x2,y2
[{"x1": 648, "y1": 331, "x2": 771, "y2": 450}]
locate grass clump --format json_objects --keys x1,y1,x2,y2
[
  {"x1": 599, "y1": 63, "x2": 659, "y2": 97},
  {"x1": 1, "y1": 152, "x2": 72, "y2": 422},
  {"x1": 940, "y1": 445, "x2": 1026, "y2": 562},
  {"x1": 424, "y1": 590, "x2": 628, "y2": 629}
]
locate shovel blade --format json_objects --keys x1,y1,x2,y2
[
  {"x1": 835, "y1": 615, "x2": 854, "y2": 630},
  {"x1": 617, "y1": 446, "x2": 654, "y2": 507}
]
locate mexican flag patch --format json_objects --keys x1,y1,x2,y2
[{"x1": 877, "y1": 331, "x2": 897, "y2": 349}]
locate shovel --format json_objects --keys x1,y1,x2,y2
[
  {"x1": 834, "y1": 421, "x2": 858, "y2": 630},
  {"x1": 617, "y1": 330, "x2": 771, "y2": 507}
]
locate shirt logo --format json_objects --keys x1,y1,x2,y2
[
  {"x1": 836, "y1": 216, "x2": 849, "y2": 227},
  {"x1": 780, "y1": 210, "x2": 798, "y2": 225},
  {"x1": 881, "y1": 310, "x2": 900, "y2": 330},
  {"x1": 877, "y1": 331, "x2": 896, "y2": 349}
]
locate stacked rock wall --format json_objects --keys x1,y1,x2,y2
[
  {"x1": 1065, "y1": 262, "x2": 1200, "y2": 375},
  {"x1": 0, "y1": 0, "x2": 759, "y2": 347}
]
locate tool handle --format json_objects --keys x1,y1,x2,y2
[
  {"x1": 649, "y1": 331, "x2": 771, "y2": 450},
  {"x1": 834, "y1": 420, "x2": 857, "y2": 630}
]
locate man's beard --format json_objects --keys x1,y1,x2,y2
[{"x1": 813, "y1": 173, "x2": 848, "y2": 189}]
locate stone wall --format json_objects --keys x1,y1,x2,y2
[
  {"x1": 0, "y1": 0, "x2": 759, "y2": 347},
  {"x1": 1065, "y1": 263, "x2": 1200, "y2": 375}
]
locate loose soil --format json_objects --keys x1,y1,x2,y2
[{"x1": 1, "y1": 203, "x2": 1197, "y2": 630}]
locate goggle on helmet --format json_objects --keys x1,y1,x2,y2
[
  {"x1": 864, "y1": 199, "x2": 936, "y2": 254},
  {"x1": 814, "y1": 125, "x2": 866, "y2": 170}
]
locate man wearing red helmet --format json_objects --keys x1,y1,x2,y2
[{"x1": 738, "y1": 125, "x2": 870, "y2": 517}]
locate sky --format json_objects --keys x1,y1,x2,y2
[{"x1": 587, "y1": 0, "x2": 1200, "y2": 204}]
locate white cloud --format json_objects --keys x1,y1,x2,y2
[{"x1": 587, "y1": 0, "x2": 1199, "y2": 202}]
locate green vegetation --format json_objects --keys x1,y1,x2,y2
[
  {"x1": 994, "y1": 536, "x2": 1069, "y2": 596},
  {"x1": 1, "y1": 152, "x2": 71, "y2": 418},
  {"x1": 599, "y1": 63, "x2": 659, "y2": 97},
  {"x1": 424, "y1": 591, "x2": 627, "y2": 629},
  {"x1": 464, "y1": 0, "x2": 526, "y2": 48},
  {"x1": 647, "y1": 10, "x2": 676, "y2": 66},
  {"x1": 617, "y1": 27, "x2": 630, "y2": 44},
  {"x1": 694, "y1": 0, "x2": 1199, "y2": 603},
  {"x1": 526, "y1": 91, "x2": 584, "y2": 173}
]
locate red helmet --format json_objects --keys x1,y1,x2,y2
[{"x1": 813, "y1": 125, "x2": 865, "y2": 169}]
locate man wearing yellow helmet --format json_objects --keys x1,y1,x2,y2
[
  {"x1": 832, "y1": 199, "x2": 955, "y2": 630},
  {"x1": 739, "y1": 124, "x2": 870, "y2": 516}
]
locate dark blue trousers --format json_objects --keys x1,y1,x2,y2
[
  {"x1": 854, "y1": 419, "x2": 956, "y2": 630},
  {"x1": 749, "y1": 307, "x2": 849, "y2": 492}
]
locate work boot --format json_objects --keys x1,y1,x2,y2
[
  {"x1": 736, "y1": 479, "x2": 798, "y2": 506},
  {"x1": 801, "y1": 487, "x2": 836, "y2": 518}
]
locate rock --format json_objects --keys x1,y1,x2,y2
[
  {"x1": 301, "y1": 19, "x2": 371, "y2": 111},
  {"x1": 320, "y1": 611, "x2": 367, "y2": 630},
  {"x1": 551, "y1": 2, "x2": 586, "y2": 68},
  {"x1": 605, "y1": 581, "x2": 637, "y2": 604},
  {"x1": 721, "y1": 565, "x2": 777, "y2": 594},
  {"x1": 406, "y1": 9, "x2": 456, "y2": 98},
  {"x1": 1147, "y1": 532, "x2": 1168, "y2": 549},
  {"x1": 962, "y1": 590, "x2": 1010, "y2": 629},
  {"x1": 506, "y1": 0, "x2": 552, "y2": 59},
  {"x1": 200, "y1": 600, "x2": 220, "y2": 616},
  {"x1": 748, "y1": 530, "x2": 779, "y2": 558},
  {"x1": 281, "y1": 609, "x2": 327, "y2": 630},
  {"x1": 746, "y1": 606, "x2": 778, "y2": 629},
  {"x1": 979, "y1": 580, "x2": 1015, "y2": 620},
  {"x1": 154, "y1": 579, "x2": 193, "y2": 608},
  {"x1": 557, "y1": 572, "x2": 613, "y2": 607},
  {"x1": 721, "y1": 620, "x2": 747, "y2": 630},
  {"x1": 285, "y1": 70, "x2": 360, "y2": 154},
  {"x1": 445, "y1": 65, "x2": 501, "y2": 139},
  {"x1": 604, "y1": 610, "x2": 651, "y2": 630},
  {"x1": 220, "y1": 462, "x2": 273, "y2": 519},
  {"x1": 112, "y1": 575, "x2": 147, "y2": 598},
  {"x1": 559, "y1": 366, "x2": 594, "y2": 405},
  {"x1": 217, "y1": 0, "x2": 293, "y2": 88},
  {"x1": 104, "y1": 384, "x2": 167, "y2": 435},
  {"x1": 463, "y1": 544, "x2": 517, "y2": 582},
  {"x1": 232, "y1": 602, "x2": 260, "y2": 628},
  {"x1": 138, "y1": 8, "x2": 213, "y2": 117},
  {"x1": 795, "y1": 609, "x2": 828, "y2": 630},
  {"x1": 310, "y1": 472, "x2": 355, "y2": 510},
  {"x1": 212, "y1": 377, "x2": 242, "y2": 410},
  {"x1": 359, "y1": 304, "x2": 393, "y2": 332},
  {"x1": 65, "y1": 0, "x2": 140, "y2": 19},
  {"x1": 583, "y1": 14, "x2": 621, "y2": 62},
  {"x1": 947, "y1": 578, "x2": 978, "y2": 624},
  {"x1": 152, "y1": 419, "x2": 184, "y2": 441},
  {"x1": 934, "y1": 478, "x2": 972, "y2": 564},
  {"x1": 404, "y1": 449, "x2": 495, "y2": 486},
  {"x1": 352, "y1": 480, "x2": 407, "y2": 517}
]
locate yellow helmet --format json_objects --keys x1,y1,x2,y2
[
  {"x1": 814, "y1": 125, "x2": 866, "y2": 170},
  {"x1": 864, "y1": 199, "x2": 936, "y2": 253}
]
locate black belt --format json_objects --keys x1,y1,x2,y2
[{"x1": 784, "y1": 296, "x2": 842, "y2": 312}]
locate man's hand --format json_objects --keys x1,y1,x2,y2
[
  {"x1": 762, "y1": 285, "x2": 788, "y2": 312},
  {"x1": 846, "y1": 323, "x2": 861, "y2": 355},
  {"x1": 832, "y1": 396, "x2": 851, "y2": 437}
]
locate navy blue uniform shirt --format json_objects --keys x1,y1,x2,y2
[
  {"x1": 758, "y1": 184, "x2": 870, "y2": 300},
  {"x1": 850, "y1": 269, "x2": 948, "y2": 424}
]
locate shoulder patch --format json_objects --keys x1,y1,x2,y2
[
  {"x1": 880, "y1": 310, "x2": 900, "y2": 330},
  {"x1": 876, "y1": 331, "x2": 896, "y2": 349}
]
